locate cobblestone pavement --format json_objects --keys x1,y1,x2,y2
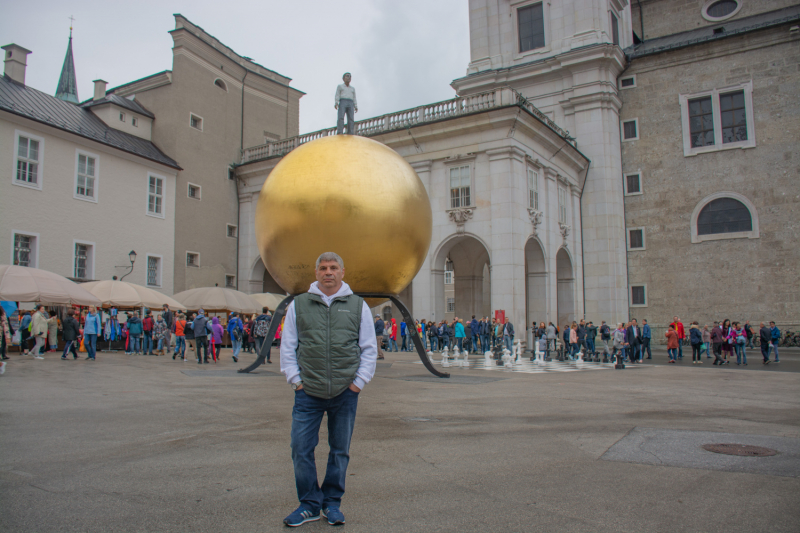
[{"x1": 1, "y1": 347, "x2": 798, "y2": 532}]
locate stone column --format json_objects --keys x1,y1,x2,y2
[
  {"x1": 543, "y1": 167, "x2": 560, "y2": 325},
  {"x1": 570, "y1": 185, "x2": 585, "y2": 319}
]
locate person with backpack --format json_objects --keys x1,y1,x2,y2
[
  {"x1": 228, "y1": 312, "x2": 244, "y2": 363},
  {"x1": 729, "y1": 321, "x2": 747, "y2": 365},
  {"x1": 184, "y1": 313, "x2": 196, "y2": 358},
  {"x1": 161, "y1": 304, "x2": 174, "y2": 355},
  {"x1": 689, "y1": 321, "x2": 703, "y2": 364},
  {"x1": 769, "y1": 321, "x2": 781, "y2": 363},
  {"x1": 585, "y1": 321, "x2": 598, "y2": 356},
  {"x1": 253, "y1": 307, "x2": 273, "y2": 361},
  {"x1": 599, "y1": 321, "x2": 611, "y2": 356}
]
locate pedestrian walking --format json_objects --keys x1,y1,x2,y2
[
  {"x1": 427, "y1": 320, "x2": 438, "y2": 352},
  {"x1": 143, "y1": 310, "x2": 155, "y2": 355},
  {"x1": 720, "y1": 319, "x2": 733, "y2": 363},
  {"x1": 400, "y1": 320, "x2": 408, "y2": 352},
  {"x1": 162, "y1": 304, "x2": 174, "y2": 355},
  {"x1": 455, "y1": 318, "x2": 466, "y2": 352},
  {"x1": 193, "y1": 310, "x2": 210, "y2": 364},
  {"x1": 127, "y1": 312, "x2": 143, "y2": 354},
  {"x1": 665, "y1": 325, "x2": 679, "y2": 364},
  {"x1": 210, "y1": 317, "x2": 224, "y2": 362},
  {"x1": 279, "y1": 252, "x2": 376, "y2": 527},
  {"x1": 730, "y1": 321, "x2": 747, "y2": 365},
  {"x1": 759, "y1": 322, "x2": 772, "y2": 365},
  {"x1": 388, "y1": 318, "x2": 398, "y2": 352},
  {"x1": 641, "y1": 319, "x2": 652, "y2": 359},
  {"x1": 61, "y1": 309, "x2": 80, "y2": 360},
  {"x1": 173, "y1": 313, "x2": 187, "y2": 360},
  {"x1": 577, "y1": 319, "x2": 587, "y2": 355},
  {"x1": 585, "y1": 321, "x2": 597, "y2": 355},
  {"x1": 47, "y1": 314, "x2": 58, "y2": 352},
  {"x1": 710, "y1": 321, "x2": 727, "y2": 365},
  {"x1": 19, "y1": 311, "x2": 31, "y2": 355},
  {"x1": 83, "y1": 306, "x2": 101, "y2": 361},
  {"x1": 569, "y1": 321, "x2": 579, "y2": 358},
  {"x1": 184, "y1": 313, "x2": 196, "y2": 356},
  {"x1": 689, "y1": 321, "x2": 703, "y2": 364},
  {"x1": 626, "y1": 319, "x2": 642, "y2": 363},
  {"x1": 546, "y1": 322, "x2": 558, "y2": 353},
  {"x1": 503, "y1": 318, "x2": 515, "y2": 351},
  {"x1": 613, "y1": 323, "x2": 628, "y2": 363},
  {"x1": 153, "y1": 314, "x2": 168, "y2": 355},
  {"x1": 228, "y1": 312, "x2": 244, "y2": 363},
  {"x1": 373, "y1": 315, "x2": 385, "y2": 360},
  {"x1": 769, "y1": 321, "x2": 781, "y2": 363},
  {"x1": 28, "y1": 305, "x2": 48, "y2": 359},
  {"x1": 744, "y1": 320, "x2": 754, "y2": 349},
  {"x1": 253, "y1": 307, "x2": 273, "y2": 360},
  {"x1": 670, "y1": 317, "x2": 686, "y2": 360}
]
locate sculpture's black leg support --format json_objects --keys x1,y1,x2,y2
[
  {"x1": 359, "y1": 293, "x2": 449, "y2": 378},
  {"x1": 238, "y1": 294, "x2": 295, "y2": 374}
]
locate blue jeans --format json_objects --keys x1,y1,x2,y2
[
  {"x1": 144, "y1": 332, "x2": 153, "y2": 354},
  {"x1": 456, "y1": 338, "x2": 464, "y2": 351},
  {"x1": 586, "y1": 338, "x2": 595, "y2": 354},
  {"x1": 677, "y1": 342, "x2": 683, "y2": 359},
  {"x1": 430, "y1": 337, "x2": 438, "y2": 351},
  {"x1": 401, "y1": 335, "x2": 409, "y2": 351},
  {"x1": 157, "y1": 338, "x2": 165, "y2": 351},
  {"x1": 85, "y1": 333, "x2": 97, "y2": 359},
  {"x1": 704, "y1": 343, "x2": 711, "y2": 358},
  {"x1": 231, "y1": 337, "x2": 242, "y2": 358},
  {"x1": 336, "y1": 98, "x2": 355, "y2": 135},
  {"x1": 174, "y1": 336, "x2": 185, "y2": 357},
  {"x1": 291, "y1": 387, "x2": 359, "y2": 512},
  {"x1": 388, "y1": 338, "x2": 398, "y2": 351},
  {"x1": 481, "y1": 335, "x2": 491, "y2": 352},
  {"x1": 734, "y1": 343, "x2": 747, "y2": 364},
  {"x1": 668, "y1": 348, "x2": 677, "y2": 361},
  {"x1": 769, "y1": 342, "x2": 779, "y2": 362},
  {"x1": 504, "y1": 335, "x2": 513, "y2": 351},
  {"x1": 130, "y1": 335, "x2": 141, "y2": 354}
]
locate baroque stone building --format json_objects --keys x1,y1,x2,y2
[{"x1": 236, "y1": 0, "x2": 799, "y2": 334}]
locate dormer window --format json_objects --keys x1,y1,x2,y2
[
  {"x1": 119, "y1": 112, "x2": 126, "y2": 122},
  {"x1": 131, "y1": 117, "x2": 138, "y2": 127}
]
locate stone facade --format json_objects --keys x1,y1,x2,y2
[
  {"x1": 620, "y1": 4, "x2": 800, "y2": 333},
  {"x1": 108, "y1": 15, "x2": 302, "y2": 293}
]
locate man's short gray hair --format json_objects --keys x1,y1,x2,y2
[
  {"x1": 316, "y1": 252, "x2": 344, "y2": 269},
  {"x1": 343, "y1": 72, "x2": 351, "y2": 78}
]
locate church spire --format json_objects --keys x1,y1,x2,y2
[{"x1": 55, "y1": 19, "x2": 79, "y2": 104}]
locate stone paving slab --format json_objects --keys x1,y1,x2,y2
[{"x1": 602, "y1": 427, "x2": 800, "y2": 477}]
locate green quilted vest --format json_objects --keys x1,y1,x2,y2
[{"x1": 295, "y1": 292, "x2": 363, "y2": 399}]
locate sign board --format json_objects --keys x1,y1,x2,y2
[{"x1": 494, "y1": 310, "x2": 505, "y2": 324}]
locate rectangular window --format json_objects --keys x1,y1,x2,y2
[
  {"x1": 190, "y1": 114, "x2": 203, "y2": 131},
  {"x1": 622, "y1": 119, "x2": 638, "y2": 141},
  {"x1": 15, "y1": 135, "x2": 40, "y2": 186},
  {"x1": 186, "y1": 252, "x2": 200, "y2": 267},
  {"x1": 228, "y1": 168, "x2": 236, "y2": 180},
  {"x1": 148, "y1": 175, "x2": 164, "y2": 216},
  {"x1": 620, "y1": 76, "x2": 636, "y2": 89},
  {"x1": 527, "y1": 168, "x2": 539, "y2": 210},
  {"x1": 628, "y1": 228, "x2": 645, "y2": 250},
  {"x1": 227, "y1": 224, "x2": 238, "y2": 238},
  {"x1": 447, "y1": 298, "x2": 455, "y2": 313},
  {"x1": 444, "y1": 271, "x2": 453, "y2": 285},
  {"x1": 147, "y1": 255, "x2": 161, "y2": 287},
  {"x1": 187, "y1": 183, "x2": 201, "y2": 199},
  {"x1": 720, "y1": 90, "x2": 747, "y2": 144},
  {"x1": 558, "y1": 187, "x2": 567, "y2": 224},
  {"x1": 518, "y1": 3, "x2": 545, "y2": 53},
  {"x1": 630, "y1": 285, "x2": 647, "y2": 306},
  {"x1": 119, "y1": 112, "x2": 126, "y2": 122},
  {"x1": 131, "y1": 117, "x2": 138, "y2": 127},
  {"x1": 13, "y1": 233, "x2": 36, "y2": 267},
  {"x1": 689, "y1": 96, "x2": 714, "y2": 148},
  {"x1": 449, "y1": 165, "x2": 471, "y2": 209},
  {"x1": 73, "y1": 242, "x2": 93, "y2": 279},
  {"x1": 225, "y1": 275, "x2": 236, "y2": 288},
  {"x1": 625, "y1": 173, "x2": 642, "y2": 195},
  {"x1": 611, "y1": 12, "x2": 620, "y2": 46},
  {"x1": 76, "y1": 153, "x2": 97, "y2": 199}
]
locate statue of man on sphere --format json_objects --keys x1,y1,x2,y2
[{"x1": 335, "y1": 72, "x2": 358, "y2": 135}]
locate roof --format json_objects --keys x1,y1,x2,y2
[
  {"x1": 625, "y1": 6, "x2": 800, "y2": 59},
  {"x1": 55, "y1": 36, "x2": 79, "y2": 104},
  {"x1": 80, "y1": 93, "x2": 155, "y2": 118},
  {"x1": 0, "y1": 75, "x2": 180, "y2": 170}
]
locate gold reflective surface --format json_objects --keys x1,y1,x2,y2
[{"x1": 256, "y1": 135, "x2": 432, "y2": 295}]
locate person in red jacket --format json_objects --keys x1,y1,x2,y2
[
  {"x1": 670, "y1": 316, "x2": 685, "y2": 360},
  {"x1": 143, "y1": 311, "x2": 155, "y2": 355}
]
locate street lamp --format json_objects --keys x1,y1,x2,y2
[{"x1": 119, "y1": 250, "x2": 137, "y2": 281}]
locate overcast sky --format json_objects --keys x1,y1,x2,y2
[{"x1": 1, "y1": 0, "x2": 470, "y2": 134}]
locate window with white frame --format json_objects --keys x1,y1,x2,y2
[
  {"x1": 146, "y1": 255, "x2": 161, "y2": 287},
  {"x1": 610, "y1": 12, "x2": 620, "y2": 46},
  {"x1": 630, "y1": 285, "x2": 647, "y2": 307},
  {"x1": 190, "y1": 113, "x2": 203, "y2": 131},
  {"x1": 619, "y1": 76, "x2": 636, "y2": 89},
  {"x1": 147, "y1": 175, "x2": 164, "y2": 216},
  {"x1": 131, "y1": 117, "x2": 138, "y2": 127},
  {"x1": 624, "y1": 173, "x2": 642, "y2": 196},
  {"x1": 186, "y1": 252, "x2": 200, "y2": 267},
  {"x1": 12, "y1": 232, "x2": 37, "y2": 267},
  {"x1": 680, "y1": 82, "x2": 755, "y2": 156},
  {"x1": 690, "y1": 193, "x2": 759, "y2": 243},
  {"x1": 527, "y1": 168, "x2": 539, "y2": 210},
  {"x1": 627, "y1": 228, "x2": 646, "y2": 251},
  {"x1": 227, "y1": 224, "x2": 238, "y2": 238},
  {"x1": 449, "y1": 165, "x2": 471, "y2": 208},
  {"x1": 187, "y1": 183, "x2": 201, "y2": 199},
  {"x1": 517, "y1": 2, "x2": 545, "y2": 53},
  {"x1": 119, "y1": 112, "x2": 126, "y2": 122},
  {"x1": 75, "y1": 152, "x2": 98, "y2": 200},
  {"x1": 73, "y1": 242, "x2": 94, "y2": 280},
  {"x1": 225, "y1": 275, "x2": 236, "y2": 288},
  {"x1": 445, "y1": 259, "x2": 454, "y2": 285},
  {"x1": 621, "y1": 119, "x2": 639, "y2": 141},
  {"x1": 15, "y1": 133, "x2": 42, "y2": 187},
  {"x1": 558, "y1": 187, "x2": 567, "y2": 224},
  {"x1": 447, "y1": 298, "x2": 456, "y2": 313},
  {"x1": 702, "y1": 0, "x2": 742, "y2": 22}
]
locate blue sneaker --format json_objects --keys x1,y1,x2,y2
[
  {"x1": 322, "y1": 507, "x2": 345, "y2": 525},
  {"x1": 283, "y1": 506, "x2": 320, "y2": 527}
]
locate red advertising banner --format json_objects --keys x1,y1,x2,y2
[{"x1": 494, "y1": 310, "x2": 505, "y2": 323}]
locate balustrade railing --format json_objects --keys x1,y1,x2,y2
[{"x1": 240, "y1": 87, "x2": 573, "y2": 163}]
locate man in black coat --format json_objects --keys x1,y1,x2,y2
[
  {"x1": 61, "y1": 309, "x2": 81, "y2": 360},
  {"x1": 625, "y1": 319, "x2": 643, "y2": 363},
  {"x1": 759, "y1": 321, "x2": 772, "y2": 364}
]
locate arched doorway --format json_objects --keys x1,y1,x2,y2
[
  {"x1": 525, "y1": 238, "x2": 547, "y2": 328},
  {"x1": 433, "y1": 235, "x2": 491, "y2": 322},
  {"x1": 250, "y1": 257, "x2": 284, "y2": 295},
  {"x1": 556, "y1": 247, "x2": 575, "y2": 328}
]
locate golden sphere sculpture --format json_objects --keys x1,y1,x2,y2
[{"x1": 255, "y1": 135, "x2": 432, "y2": 296}]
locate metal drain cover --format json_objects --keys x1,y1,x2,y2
[{"x1": 702, "y1": 443, "x2": 778, "y2": 457}]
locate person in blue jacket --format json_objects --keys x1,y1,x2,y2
[
  {"x1": 400, "y1": 321, "x2": 408, "y2": 352},
  {"x1": 227, "y1": 312, "x2": 244, "y2": 363},
  {"x1": 83, "y1": 306, "x2": 102, "y2": 360},
  {"x1": 769, "y1": 321, "x2": 781, "y2": 363},
  {"x1": 469, "y1": 315, "x2": 480, "y2": 353}
]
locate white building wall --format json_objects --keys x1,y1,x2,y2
[{"x1": 0, "y1": 114, "x2": 177, "y2": 294}]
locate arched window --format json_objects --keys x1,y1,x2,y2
[
  {"x1": 691, "y1": 192, "x2": 759, "y2": 243},
  {"x1": 214, "y1": 78, "x2": 227, "y2": 91}
]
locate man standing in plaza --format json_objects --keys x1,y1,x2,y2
[
  {"x1": 626, "y1": 319, "x2": 642, "y2": 363},
  {"x1": 334, "y1": 73, "x2": 357, "y2": 135},
  {"x1": 503, "y1": 317, "x2": 515, "y2": 351},
  {"x1": 759, "y1": 322, "x2": 772, "y2": 365},
  {"x1": 641, "y1": 319, "x2": 652, "y2": 359},
  {"x1": 373, "y1": 315, "x2": 385, "y2": 360},
  {"x1": 253, "y1": 307, "x2": 273, "y2": 363},
  {"x1": 769, "y1": 321, "x2": 781, "y2": 363},
  {"x1": 143, "y1": 310, "x2": 155, "y2": 355},
  {"x1": 670, "y1": 316, "x2": 685, "y2": 359},
  {"x1": 162, "y1": 304, "x2": 173, "y2": 355},
  {"x1": 193, "y1": 310, "x2": 209, "y2": 364},
  {"x1": 470, "y1": 315, "x2": 480, "y2": 353},
  {"x1": 280, "y1": 252, "x2": 377, "y2": 527}
]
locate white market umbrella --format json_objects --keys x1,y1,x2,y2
[
  {"x1": 80, "y1": 280, "x2": 186, "y2": 311},
  {"x1": 250, "y1": 292, "x2": 289, "y2": 311},
  {"x1": 172, "y1": 287, "x2": 261, "y2": 314},
  {"x1": 0, "y1": 264, "x2": 102, "y2": 307}
]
